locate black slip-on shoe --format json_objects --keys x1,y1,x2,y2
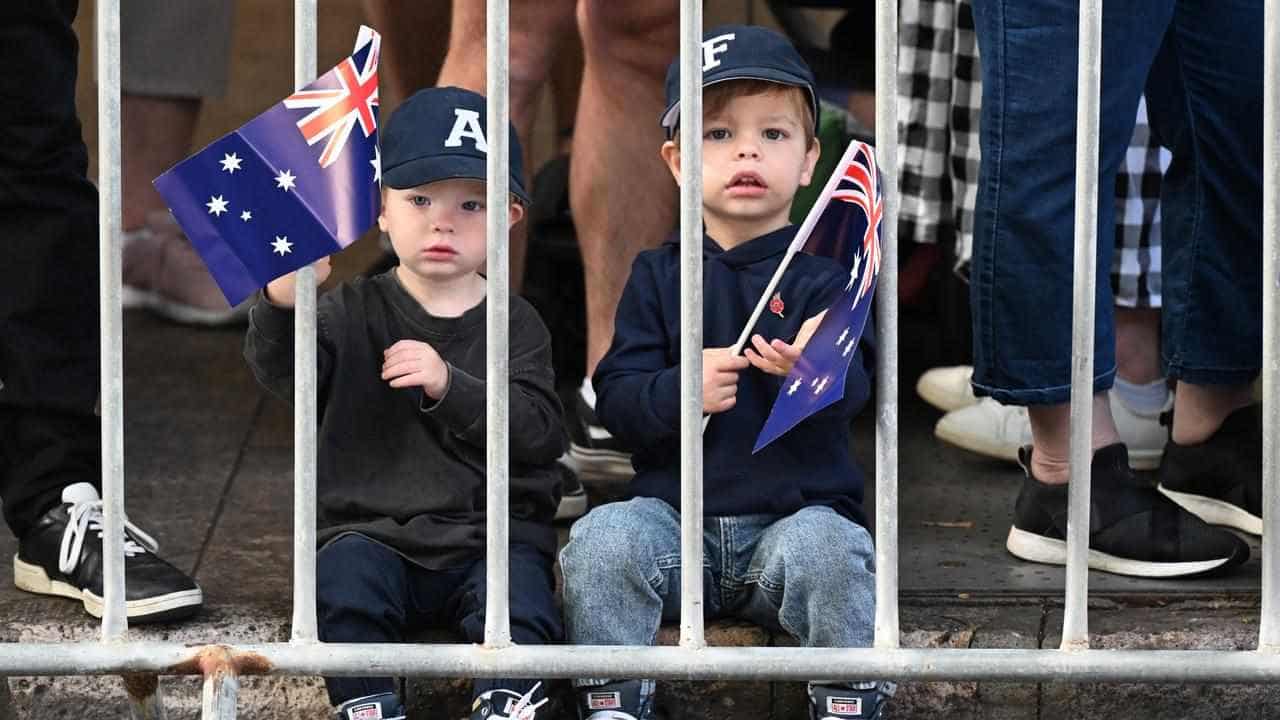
[
  {"x1": 1158, "y1": 404, "x2": 1263, "y2": 535},
  {"x1": 1006, "y1": 444, "x2": 1249, "y2": 578}
]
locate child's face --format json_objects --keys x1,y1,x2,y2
[
  {"x1": 378, "y1": 178, "x2": 523, "y2": 283},
  {"x1": 662, "y1": 90, "x2": 819, "y2": 242}
]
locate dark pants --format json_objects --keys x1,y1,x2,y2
[
  {"x1": 969, "y1": 0, "x2": 1262, "y2": 404},
  {"x1": 0, "y1": 0, "x2": 102, "y2": 536},
  {"x1": 317, "y1": 534, "x2": 564, "y2": 707}
]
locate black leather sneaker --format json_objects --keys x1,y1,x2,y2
[
  {"x1": 1005, "y1": 444, "x2": 1249, "y2": 578},
  {"x1": 1158, "y1": 404, "x2": 1262, "y2": 535},
  {"x1": 808, "y1": 681, "x2": 896, "y2": 719},
  {"x1": 336, "y1": 692, "x2": 405, "y2": 720},
  {"x1": 13, "y1": 483, "x2": 202, "y2": 622}
]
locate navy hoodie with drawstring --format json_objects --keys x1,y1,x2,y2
[{"x1": 593, "y1": 225, "x2": 873, "y2": 527}]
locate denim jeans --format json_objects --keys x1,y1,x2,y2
[
  {"x1": 969, "y1": 0, "x2": 1262, "y2": 405},
  {"x1": 560, "y1": 497, "x2": 876, "y2": 695},
  {"x1": 316, "y1": 534, "x2": 562, "y2": 707}
]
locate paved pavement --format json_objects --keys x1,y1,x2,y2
[{"x1": 0, "y1": 306, "x2": 1273, "y2": 718}]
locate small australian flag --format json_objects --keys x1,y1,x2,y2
[{"x1": 154, "y1": 26, "x2": 382, "y2": 306}]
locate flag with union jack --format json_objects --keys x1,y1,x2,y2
[
  {"x1": 754, "y1": 140, "x2": 881, "y2": 452},
  {"x1": 154, "y1": 26, "x2": 382, "y2": 306}
]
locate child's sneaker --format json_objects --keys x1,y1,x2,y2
[
  {"x1": 576, "y1": 680, "x2": 654, "y2": 720},
  {"x1": 1158, "y1": 404, "x2": 1263, "y2": 535},
  {"x1": 808, "y1": 681, "x2": 896, "y2": 719},
  {"x1": 555, "y1": 463, "x2": 590, "y2": 521},
  {"x1": 565, "y1": 388, "x2": 633, "y2": 482},
  {"x1": 471, "y1": 683, "x2": 549, "y2": 719},
  {"x1": 335, "y1": 692, "x2": 405, "y2": 720}
]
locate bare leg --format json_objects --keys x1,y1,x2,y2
[
  {"x1": 572, "y1": 0, "x2": 679, "y2": 377},
  {"x1": 435, "y1": 0, "x2": 576, "y2": 292},
  {"x1": 1027, "y1": 395, "x2": 1121, "y2": 485},
  {"x1": 360, "y1": 0, "x2": 449, "y2": 112},
  {"x1": 1114, "y1": 307, "x2": 1162, "y2": 384},
  {"x1": 121, "y1": 94, "x2": 199, "y2": 231}
]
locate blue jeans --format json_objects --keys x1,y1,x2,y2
[
  {"x1": 316, "y1": 534, "x2": 563, "y2": 706},
  {"x1": 560, "y1": 497, "x2": 876, "y2": 694},
  {"x1": 970, "y1": 0, "x2": 1262, "y2": 405}
]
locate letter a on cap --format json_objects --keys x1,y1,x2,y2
[{"x1": 444, "y1": 108, "x2": 489, "y2": 153}]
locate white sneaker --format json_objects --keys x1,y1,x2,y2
[
  {"x1": 934, "y1": 392, "x2": 1170, "y2": 470},
  {"x1": 915, "y1": 365, "x2": 977, "y2": 412}
]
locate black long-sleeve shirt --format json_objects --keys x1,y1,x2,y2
[
  {"x1": 244, "y1": 271, "x2": 565, "y2": 569},
  {"x1": 593, "y1": 226, "x2": 872, "y2": 527}
]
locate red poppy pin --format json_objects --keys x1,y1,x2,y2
[{"x1": 769, "y1": 292, "x2": 785, "y2": 318}]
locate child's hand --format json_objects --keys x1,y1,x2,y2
[
  {"x1": 703, "y1": 346, "x2": 750, "y2": 414},
  {"x1": 264, "y1": 257, "x2": 333, "y2": 307},
  {"x1": 745, "y1": 310, "x2": 826, "y2": 377},
  {"x1": 382, "y1": 339, "x2": 449, "y2": 398}
]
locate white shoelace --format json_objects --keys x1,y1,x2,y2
[
  {"x1": 58, "y1": 500, "x2": 159, "y2": 575},
  {"x1": 506, "y1": 682, "x2": 548, "y2": 720}
]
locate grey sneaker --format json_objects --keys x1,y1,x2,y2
[{"x1": 122, "y1": 212, "x2": 250, "y2": 326}]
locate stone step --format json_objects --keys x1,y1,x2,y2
[{"x1": 2, "y1": 597, "x2": 1277, "y2": 719}]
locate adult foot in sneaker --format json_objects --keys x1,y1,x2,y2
[
  {"x1": 915, "y1": 365, "x2": 976, "y2": 412},
  {"x1": 14, "y1": 483, "x2": 202, "y2": 622},
  {"x1": 1158, "y1": 404, "x2": 1262, "y2": 535},
  {"x1": 554, "y1": 462, "x2": 589, "y2": 522},
  {"x1": 935, "y1": 392, "x2": 1170, "y2": 470},
  {"x1": 808, "y1": 681, "x2": 895, "y2": 720},
  {"x1": 565, "y1": 382, "x2": 633, "y2": 482},
  {"x1": 1005, "y1": 444, "x2": 1248, "y2": 578},
  {"x1": 122, "y1": 212, "x2": 250, "y2": 327}
]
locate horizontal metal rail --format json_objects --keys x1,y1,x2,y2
[{"x1": 2, "y1": 644, "x2": 1280, "y2": 683}]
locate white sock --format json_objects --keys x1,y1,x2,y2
[
  {"x1": 579, "y1": 377, "x2": 597, "y2": 408},
  {"x1": 1113, "y1": 377, "x2": 1169, "y2": 415}
]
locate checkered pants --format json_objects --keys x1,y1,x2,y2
[{"x1": 898, "y1": 0, "x2": 1169, "y2": 308}]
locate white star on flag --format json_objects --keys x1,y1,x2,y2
[
  {"x1": 787, "y1": 378, "x2": 802, "y2": 396},
  {"x1": 206, "y1": 195, "x2": 229, "y2": 216},
  {"x1": 271, "y1": 235, "x2": 293, "y2": 256},
  {"x1": 836, "y1": 327, "x2": 849, "y2": 346},
  {"x1": 219, "y1": 152, "x2": 243, "y2": 173},
  {"x1": 240, "y1": 210, "x2": 252, "y2": 222},
  {"x1": 275, "y1": 169, "x2": 297, "y2": 191},
  {"x1": 371, "y1": 146, "x2": 381, "y2": 184},
  {"x1": 812, "y1": 376, "x2": 829, "y2": 394},
  {"x1": 843, "y1": 339, "x2": 855, "y2": 357}
]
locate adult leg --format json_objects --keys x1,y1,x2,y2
[
  {"x1": 0, "y1": 0, "x2": 100, "y2": 536},
  {"x1": 572, "y1": 0, "x2": 678, "y2": 377},
  {"x1": 1147, "y1": 0, "x2": 1264, "y2": 535},
  {"x1": 434, "y1": 0, "x2": 577, "y2": 291},
  {"x1": 970, "y1": 0, "x2": 1246, "y2": 575}
]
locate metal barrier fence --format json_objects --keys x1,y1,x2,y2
[{"x1": 4, "y1": 0, "x2": 1277, "y2": 717}]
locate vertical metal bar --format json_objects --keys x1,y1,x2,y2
[
  {"x1": 201, "y1": 671, "x2": 238, "y2": 720},
  {"x1": 1062, "y1": 0, "x2": 1102, "y2": 651},
  {"x1": 124, "y1": 675, "x2": 165, "y2": 720},
  {"x1": 96, "y1": 0, "x2": 128, "y2": 642},
  {"x1": 873, "y1": 0, "x2": 900, "y2": 651},
  {"x1": 485, "y1": 0, "x2": 513, "y2": 649},
  {"x1": 1259, "y1": 0, "x2": 1280, "y2": 653},
  {"x1": 290, "y1": 0, "x2": 319, "y2": 644},
  {"x1": 678, "y1": 0, "x2": 705, "y2": 650}
]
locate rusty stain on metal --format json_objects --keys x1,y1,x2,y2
[{"x1": 165, "y1": 646, "x2": 275, "y2": 677}]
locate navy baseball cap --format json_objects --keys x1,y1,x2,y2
[
  {"x1": 661, "y1": 25, "x2": 819, "y2": 139},
  {"x1": 380, "y1": 86, "x2": 529, "y2": 204}
]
